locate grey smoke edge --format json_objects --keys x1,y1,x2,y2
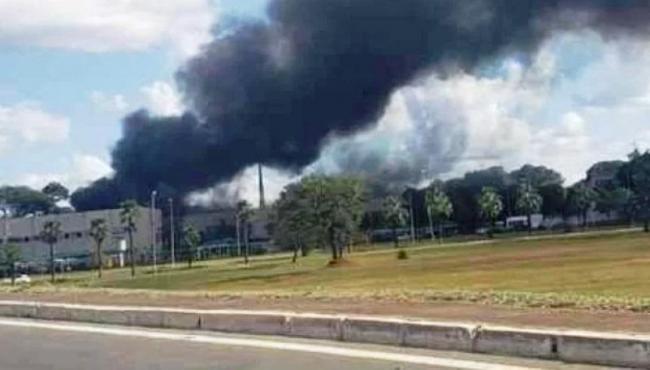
[{"x1": 73, "y1": 0, "x2": 650, "y2": 205}]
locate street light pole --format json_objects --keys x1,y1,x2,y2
[
  {"x1": 409, "y1": 191, "x2": 416, "y2": 245},
  {"x1": 151, "y1": 190, "x2": 158, "y2": 274},
  {"x1": 169, "y1": 198, "x2": 175, "y2": 267}
]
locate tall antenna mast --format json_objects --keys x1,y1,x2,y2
[{"x1": 258, "y1": 163, "x2": 266, "y2": 209}]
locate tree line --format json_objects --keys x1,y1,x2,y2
[
  {"x1": 3, "y1": 152, "x2": 650, "y2": 273},
  {"x1": 270, "y1": 151, "x2": 650, "y2": 261}
]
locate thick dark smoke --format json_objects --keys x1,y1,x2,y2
[{"x1": 73, "y1": 0, "x2": 650, "y2": 209}]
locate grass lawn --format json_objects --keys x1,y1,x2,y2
[{"x1": 28, "y1": 230, "x2": 650, "y2": 307}]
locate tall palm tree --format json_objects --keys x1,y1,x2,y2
[
  {"x1": 383, "y1": 196, "x2": 408, "y2": 248},
  {"x1": 425, "y1": 186, "x2": 453, "y2": 243},
  {"x1": 478, "y1": 187, "x2": 503, "y2": 238},
  {"x1": 119, "y1": 200, "x2": 140, "y2": 278},
  {"x1": 182, "y1": 225, "x2": 201, "y2": 268},
  {"x1": 516, "y1": 183, "x2": 543, "y2": 234},
  {"x1": 89, "y1": 218, "x2": 108, "y2": 278},
  {"x1": 40, "y1": 220, "x2": 61, "y2": 283},
  {"x1": 236, "y1": 200, "x2": 253, "y2": 264}
]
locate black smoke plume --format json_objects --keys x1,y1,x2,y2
[{"x1": 72, "y1": 0, "x2": 650, "y2": 210}]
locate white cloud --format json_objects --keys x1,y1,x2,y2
[
  {"x1": 0, "y1": 0, "x2": 217, "y2": 56},
  {"x1": 18, "y1": 154, "x2": 113, "y2": 191},
  {"x1": 90, "y1": 91, "x2": 129, "y2": 113},
  {"x1": 140, "y1": 81, "x2": 184, "y2": 116},
  {"x1": 311, "y1": 31, "x2": 650, "y2": 186},
  {"x1": 188, "y1": 165, "x2": 297, "y2": 207},
  {"x1": 71, "y1": 154, "x2": 114, "y2": 186},
  {"x1": 0, "y1": 103, "x2": 70, "y2": 150}
]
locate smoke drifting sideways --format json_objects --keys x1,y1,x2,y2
[{"x1": 72, "y1": 0, "x2": 650, "y2": 210}]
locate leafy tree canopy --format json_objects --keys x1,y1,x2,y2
[{"x1": 42, "y1": 182, "x2": 69, "y2": 203}]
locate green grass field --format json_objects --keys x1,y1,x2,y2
[{"x1": 35, "y1": 230, "x2": 650, "y2": 307}]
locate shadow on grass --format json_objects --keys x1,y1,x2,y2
[
  {"x1": 207, "y1": 269, "x2": 314, "y2": 286},
  {"x1": 141, "y1": 265, "x2": 208, "y2": 275}
]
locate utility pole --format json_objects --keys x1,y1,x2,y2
[
  {"x1": 169, "y1": 198, "x2": 175, "y2": 267},
  {"x1": 236, "y1": 213, "x2": 241, "y2": 256},
  {"x1": 409, "y1": 190, "x2": 416, "y2": 244},
  {"x1": 150, "y1": 190, "x2": 157, "y2": 274}
]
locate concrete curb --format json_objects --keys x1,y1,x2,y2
[{"x1": 0, "y1": 300, "x2": 648, "y2": 368}]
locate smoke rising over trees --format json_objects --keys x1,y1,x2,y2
[{"x1": 73, "y1": 0, "x2": 650, "y2": 208}]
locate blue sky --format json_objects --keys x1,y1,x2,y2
[
  {"x1": 0, "y1": 0, "x2": 268, "y2": 191},
  {"x1": 1, "y1": 1, "x2": 650, "y2": 203}
]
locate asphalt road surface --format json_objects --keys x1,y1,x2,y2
[{"x1": 0, "y1": 318, "x2": 612, "y2": 370}]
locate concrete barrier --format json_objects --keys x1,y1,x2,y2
[
  {"x1": 558, "y1": 331, "x2": 650, "y2": 368},
  {"x1": 341, "y1": 317, "x2": 403, "y2": 346},
  {"x1": 200, "y1": 311, "x2": 287, "y2": 335},
  {"x1": 85, "y1": 308, "x2": 131, "y2": 326},
  {"x1": 35, "y1": 305, "x2": 75, "y2": 321},
  {"x1": 403, "y1": 320, "x2": 476, "y2": 352},
  {"x1": 0, "y1": 301, "x2": 649, "y2": 368},
  {"x1": 126, "y1": 310, "x2": 166, "y2": 328},
  {"x1": 0, "y1": 301, "x2": 37, "y2": 318},
  {"x1": 287, "y1": 314, "x2": 343, "y2": 341},
  {"x1": 162, "y1": 311, "x2": 201, "y2": 330},
  {"x1": 474, "y1": 326, "x2": 557, "y2": 359}
]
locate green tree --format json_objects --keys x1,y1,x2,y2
[
  {"x1": 478, "y1": 187, "x2": 503, "y2": 238},
  {"x1": 302, "y1": 176, "x2": 364, "y2": 261},
  {"x1": 119, "y1": 200, "x2": 140, "y2": 277},
  {"x1": 182, "y1": 225, "x2": 201, "y2": 268},
  {"x1": 1, "y1": 186, "x2": 53, "y2": 217},
  {"x1": 538, "y1": 184, "x2": 566, "y2": 218},
  {"x1": 272, "y1": 184, "x2": 313, "y2": 263},
  {"x1": 236, "y1": 200, "x2": 253, "y2": 264},
  {"x1": 42, "y1": 182, "x2": 69, "y2": 204},
  {"x1": 40, "y1": 220, "x2": 61, "y2": 283},
  {"x1": 1, "y1": 244, "x2": 21, "y2": 285},
  {"x1": 89, "y1": 218, "x2": 108, "y2": 278},
  {"x1": 620, "y1": 151, "x2": 650, "y2": 231},
  {"x1": 383, "y1": 195, "x2": 408, "y2": 248},
  {"x1": 515, "y1": 183, "x2": 543, "y2": 234},
  {"x1": 509, "y1": 165, "x2": 564, "y2": 188},
  {"x1": 567, "y1": 183, "x2": 597, "y2": 228},
  {"x1": 595, "y1": 187, "x2": 633, "y2": 218},
  {"x1": 425, "y1": 186, "x2": 453, "y2": 243}
]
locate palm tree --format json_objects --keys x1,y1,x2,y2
[
  {"x1": 516, "y1": 183, "x2": 543, "y2": 234},
  {"x1": 478, "y1": 187, "x2": 503, "y2": 238},
  {"x1": 425, "y1": 186, "x2": 453, "y2": 243},
  {"x1": 89, "y1": 218, "x2": 108, "y2": 278},
  {"x1": 236, "y1": 200, "x2": 253, "y2": 264},
  {"x1": 383, "y1": 196, "x2": 408, "y2": 248},
  {"x1": 40, "y1": 220, "x2": 61, "y2": 283},
  {"x1": 1, "y1": 244, "x2": 21, "y2": 286},
  {"x1": 119, "y1": 200, "x2": 140, "y2": 278},
  {"x1": 182, "y1": 225, "x2": 201, "y2": 268}
]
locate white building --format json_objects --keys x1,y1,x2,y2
[{"x1": 1, "y1": 206, "x2": 162, "y2": 265}]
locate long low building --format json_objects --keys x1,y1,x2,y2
[{"x1": 1, "y1": 206, "x2": 162, "y2": 265}]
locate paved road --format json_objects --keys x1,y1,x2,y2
[{"x1": 0, "y1": 318, "x2": 611, "y2": 370}]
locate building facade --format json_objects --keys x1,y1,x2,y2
[{"x1": 1, "y1": 206, "x2": 162, "y2": 264}]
